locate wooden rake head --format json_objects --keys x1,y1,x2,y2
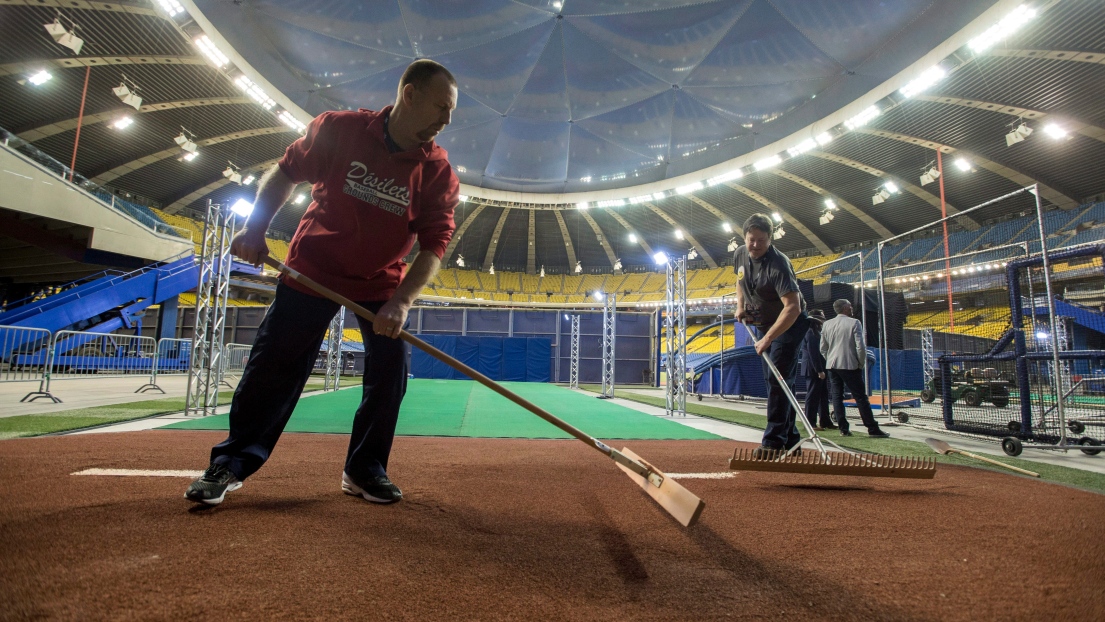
[{"x1": 729, "y1": 448, "x2": 937, "y2": 479}]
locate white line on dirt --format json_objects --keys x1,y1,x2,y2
[
  {"x1": 72, "y1": 468, "x2": 203, "y2": 478},
  {"x1": 667, "y1": 472, "x2": 736, "y2": 479}
]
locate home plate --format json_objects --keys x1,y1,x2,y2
[
  {"x1": 666, "y1": 472, "x2": 736, "y2": 480},
  {"x1": 72, "y1": 468, "x2": 203, "y2": 478}
]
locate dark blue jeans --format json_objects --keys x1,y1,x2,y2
[
  {"x1": 211, "y1": 282, "x2": 408, "y2": 483},
  {"x1": 804, "y1": 375, "x2": 830, "y2": 428},
  {"x1": 828, "y1": 368, "x2": 879, "y2": 432},
  {"x1": 758, "y1": 315, "x2": 810, "y2": 450}
]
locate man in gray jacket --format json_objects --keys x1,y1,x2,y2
[{"x1": 820, "y1": 299, "x2": 889, "y2": 438}]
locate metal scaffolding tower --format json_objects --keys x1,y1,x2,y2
[
  {"x1": 324, "y1": 307, "x2": 346, "y2": 391},
  {"x1": 921, "y1": 328, "x2": 935, "y2": 398},
  {"x1": 568, "y1": 314, "x2": 580, "y2": 389},
  {"x1": 185, "y1": 200, "x2": 234, "y2": 417},
  {"x1": 664, "y1": 256, "x2": 687, "y2": 416},
  {"x1": 1053, "y1": 316, "x2": 1073, "y2": 405},
  {"x1": 599, "y1": 294, "x2": 616, "y2": 398}
]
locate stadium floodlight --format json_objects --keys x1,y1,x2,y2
[
  {"x1": 194, "y1": 35, "x2": 230, "y2": 68},
  {"x1": 627, "y1": 233, "x2": 637, "y2": 243},
  {"x1": 674, "y1": 229, "x2": 684, "y2": 240},
  {"x1": 174, "y1": 131, "x2": 198, "y2": 154},
  {"x1": 293, "y1": 193, "x2": 306, "y2": 205},
  {"x1": 968, "y1": 4, "x2": 1037, "y2": 53},
  {"x1": 235, "y1": 75, "x2": 276, "y2": 110},
  {"x1": 706, "y1": 170, "x2": 743, "y2": 186},
  {"x1": 576, "y1": 202, "x2": 589, "y2": 209},
  {"x1": 612, "y1": 258, "x2": 622, "y2": 271},
  {"x1": 111, "y1": 116, "x2": 133, "y2": 130},
  {"x1": 676, "y1": 182, "x2": 703, "y2": 195},
  {"x1": 489, "y1": 264, "x2": 494, "y2": 275},
  {"x1": 651, "y1": 192, "x2": 666, "y2": 201},
  {"x1": 155, "y1": 0, "x2": 185, "y2": 18},
  {"x1": 653, "y1": 251, "x2": 669, "y2": 265},
  {"x1": 26, "y1": 70, "x2": 52, "y2": 86},
  {"x1": 884, "y1": 181, "x2": 900, "y2": 193},
  {"x1": 872, "y1": 189, "x2": 890, "y2": 205},
  {"x1": 540, "y1": 266, "x2": 545, "y2": 278},
  {"x1": 920, "y1": 165, "x2": 940, "y2": 186},
  {"x1": 954, "y1": 158, "x2": 972, "y2": 172},
  {"x1": 1006, "y1": 122, "x2": 1033, "y2": 146},
  {"x1": 773, "y1": 226, "x2": 785, "y2": 240},
  {"x1": 1043, "y1": 123, "x2": 1068, "y2": 140},
  {"x1": 771, "y1": 212, "x2": 782, "y2": 223},
  {"x1": 687, "y1": 248, "x2": 698, "y2": 260},
  {"x1": 112, "y1": 79, "x2": 142, "y2": 111},
  {"x1": 593, "y1": 291, "x2": 604, "y2": 301},
  {"x1": 181, "y1": 151, "x2": 198, "y2": 162},
  {"x1": 815, "y1": 132, "x2": 833, "y2": 146},
  {"x1": 819, "y1": 211, "x2": 835, "y2": 226},
  {"x1": 459, "y1": 195, "x2": 468, "y2": 202},
  {"x1": 786, "y1": 138, "x2": 817, "y2": 157},
  {"x1": 222, "y1": 164, "x2": 242, "y2": 185},
  {"x1": 277, "y1": 110, "x2": 306, "y2": 133},
  {"x1": 824, "y1": 198, "x2": 836, "y2": 210},
  {"x1": 899, "y1": 65, "x2": 946, "y2": 99},
  {"x1": 722, "y1": 222, "x2": 732, "y2": 233},
  {"x1": 1036, "y1": 331, "x2": 1049, "y2": 341},
  {"x1": 754, "y1": 155, "x2": 782, "y2": 171},
  {"x1": 230, "y1": 198, "x2": 254, "y2": 217},
  {"x1": 455, "y1": 254, "x2": 465, "y2": 268},
  {"x1": 574, "y1": 261, "x2": 582, "y2": 274},
  {"x1": 242, "y1": 174, "x2": 256, "y2": 186},
  {"x1": 844, "y1": 106, "x2": 880, "y2": 130},
  {"x1": 45, "y1": 17, "x2": 84, "y2": 54},
  {"x1": 727, "y1": 238, "x2": 738, "y2": 252}
]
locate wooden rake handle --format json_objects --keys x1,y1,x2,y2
[
  {"x1": 262, "y1": 258, "x2": 636, "y2": 468},
  {"x1": 950, "y1": 449, "x2": 1040, "y2": 477}
]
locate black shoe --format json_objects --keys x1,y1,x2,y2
[
  {"x1": 342, "y1": 472, "x2": 402, "y2": 504},
  {"x1": 840, "y1": 429, "x2": 853, "y2": 437},
  {"x1": 868, "y1": 429, "x2": 891, "y2": 438},
  {"x1": 751, "y1": 445, "x2": 783, "y2": 460},
  {"x1": 822, "y1": 423, "x2": 838, "y2": 430},
  {"x1": 184, "y1": 463, "x2": 241, "y2": 506}
]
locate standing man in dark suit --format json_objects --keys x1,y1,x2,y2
[{"x1": 802, "y1": 309, "x2": 835, "y2": 431}]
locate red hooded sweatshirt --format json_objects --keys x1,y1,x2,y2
[{"x1": 277, "y1": 106, "x2": 458, "y2": 301}]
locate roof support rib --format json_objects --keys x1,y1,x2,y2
[
  {"x1": 579, "y1": 210, "x2": 619, "y2": 271},
  {"x1": 91, "y1": 126, "x2": 296, "y2": 184},
  {"x1": 915, "y1": 95, "x2": 1105, "y2": 145},
  {"x1": 989, "y1": 48, "x2": 1105, "y2": 65},
  {"x1": 762, "y1": 169, "x2": 894, "y2": 239},
  {"x1": 164, "y1": 158, "x2": 281, "y2": 213},
  {"x1": 443, "y1": 204, "x2": 486, "y2": 267},
  {"x1": 526, "y1": 209, "x2": 536, "y2": 274},
  {"x1": 805, "y1": 151, "x2": 979, "y2": 229},
  {"x1": 855, "y1": 128, "x2": 1078, "y2": 210},
  {"x1": 722, "y1": 183, "x2": 834, "y2": 255},
  {"x1": 18, "y1": 97, "x2": 252, "y2": 142},
  {"x1": 482, "y1": 208, "x2": 511, "y2": 270},
  {"x1": 686, "y1": 195, "x2": 742, "y2": 236},
  {"x1": 0, "y1": 55, "x2": 204, "y2": 77},
  {"x1": 644, "y1": 203, "x2": 717, "y2": 268},
  {"x1": 553, "y1": 210, "x2": 578, "y2": 270},
  {"x1": 604, "y1": 209, "x2": 655, "y2": 258}
]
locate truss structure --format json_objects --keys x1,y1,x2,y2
[
  {"x1": 185, "y1": 200, "x2": 234, "y2": 417},
  {"x1": 664, "y1": 256, "x2": 687, "y2": 417},
  {"x1": 599, "y1": 294, "x2": 616, "y2": 398},
  {"x1": 324, "y1": 307, "x2": 346, "y2": 391},
  {"x1": 921, "y1": 328, "x2": 935, "y2": 393},
  {"x1": 568, "y1": 314, "x2": 580, "y2": 389}
]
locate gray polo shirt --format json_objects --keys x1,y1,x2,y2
[{"x1": 733, "y1": 244, "x2": 806, "y2": 325}]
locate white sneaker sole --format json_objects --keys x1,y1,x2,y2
[
  {"x1": 341, "y1": 473, "x2": 399, "y2": 504},
  {"x1": 185, "y1": 480, "x2": 242, "y2": 506}
]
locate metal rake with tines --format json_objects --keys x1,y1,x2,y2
[{"x1": 729, "y1": 321, "x2": 936, "y2": 479}]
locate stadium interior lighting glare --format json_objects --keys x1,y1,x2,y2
[
  {"x1": 771, "y1": 212, "x2": 782, "y2": 223},
  {"x1": 706, "y1": 170, "x2": 743, "y2": 186},
  {"x1": 824, "y1": 198, "x2": 836, "y2": 210},
  {"x1": 110, "y1": 116, "x2": 133, "y2": 130},
  {"x1": 954, "y1": 158, "x2": 972, "y2": 172},
  {"x1": 455, "y1": 254, "x2": 465, "y2": 268},
  {"x1": 574, "y1": 261, "x2": 582, "y2": 274},
  {"x1": 754, "y1": 155, "x2": 782, "y2": 171},
  {"x1": 653, "y1": 252, "x2": 669, "y2": 265},
  {"x1": 45, "y1": 18, "x2": 84, "y2": 54},
  {"x1": 627, "y1": 233, "x2": 637, "y2": 243},
  {"x1": 230, "y1": 198, "x2": 254, "y2": 217},
  {"x1": 593, "y1": 291, "x2": 604, "y2": 301},
  {"x1": 674, "y1": 229, "x2": 684, "y2": 240},
  {"x1": 884, "y1": 181, "x2": 900, "y2": 193},
  {"x1": 844, "y1": 105, "x2": 880, "y2": 130},
  {"x1": 815, "y1": 132, "x2": 833, "y2": 146},
  {"x1": 155, "y1": 0, "x2": 185, "y2": 17},
  {"x1": 968, "y1": 4, "x2": 1037, "y2": 53},
  {"x1": 786, "y1": 138, "x2": 817, "y2": 157},
  {"x1": 235, "y1": 75, "x2": 276, "y2": 109},
  {"x1": 180, "y1": 151, "x2": 198, "y2": 162},
  {"x1": 920, "y1": 165, "x2": 940, "y2": 186},
  {"x1": 292, "y1": 193, "x2": 306, "y2": 205},
  {"x1": 277, "y1": 110, "x2": 306, "y2": 133},
  {"x1": 899, "y1": 65, "x2": 946, "y2": 98},
  {"x1": 576, "y1": 202, "x2": 588, "y2": 209},
  {"x1": 1043, "y1": 123, "x2": 1068, "y2": 139},
  {"x1": 112, "y1": 80, "x2": 142, "y2": 110},
  {"x1": 722, "y1": 222, "x2": 732, "y2": 233},
  {"x1": 242, "y1": 174, "x2": 255, "y2": 186},
  {"x1": 458, "y1": 195, "x2": 468, "y2": 202},
  {"x1": 1006, "y1": 122, "x2": 1033, "y2": 146},
  {"x1": 676, "y1": 182, "x2": 703, "y2": 195},
  {"x1": 26, "y1": 70, "x2": 53, "y2": 86},
  {"x1": 1036, "y1": 331, "x2": 1049, "y2": 341},
  {"x1": 194, "y1": 35, "x2": 230, "y2": 68}
]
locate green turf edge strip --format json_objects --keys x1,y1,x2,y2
[
  {"x1": 0, "y1": 383, "x2": 327, "y2": 439},
  {"x1": 576, "y1": 384, "x2": 1105, "y2": 495}
]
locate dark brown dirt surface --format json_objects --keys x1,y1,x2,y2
[{"x1": 1, "y1": 431, "x2": 1103, "y2": 621}]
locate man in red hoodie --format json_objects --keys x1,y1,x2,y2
[{"x1": 185, "y1": 60, "x2": 459, "y2": 507}]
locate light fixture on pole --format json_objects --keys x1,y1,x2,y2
[
  {"x1": 44, "y1": 14, "x2": 84, "y2": 55},
  {"x1": 455, "y1": 254, "x2": 465, "y2": 268},
  {"x1": 174, "y1": 127, "x2": 198, "y2": 161},
  {"x1": 872, "y1": 181, "x2": 898, "y2": 205},
  {"x1": 222, "y1": 161, "x2": 243, "y2": 184},
  {"x1": 112, "y1": 75, "x2": 142, "y2": 111},
  {"x1": 1005, "y1": 121, "x2": 1033, "y2": 147},
  {"x1": 919, "y1": 162, "x2": 940, "y2": 186}
]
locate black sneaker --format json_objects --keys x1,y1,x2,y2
[
  {"x1": 840, "y1": 429, "x2": 853, "y2": 437},
  {"x1": 342, "y1": 472, "x2": 402, "y2": 504},
  {"x1": 868, "y1": 429, "x2": 891, "y2": 438},
  {"x1": 184, "y1": 463, "x2": 241, "y2": 505}
]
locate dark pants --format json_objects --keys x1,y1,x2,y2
[
  {"x1": 758, "y1": 315, "x2": 810, "y2": 450},
  {"x1": 827, "y1": 368, "x2": 879, "y2": 432},
  {"x1": 210, "y1": 282, "x2": 408, "y2": 483},
  {"x1": 804, "y1": 375, "x2": 830, "y2": 428}
]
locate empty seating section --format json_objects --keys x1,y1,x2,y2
[
  {"x1": 455, "y1": 270, "x2": 481, "y2": 291},
  {"x1": 497, "y1": 271, "x2": 521, "y2": 291},
  {"x1": 520, "y1": 273, "x2": 540, "y2": 293},
  {"x1": 579, "y1": 274, "x2": 607, "y2": 295}
]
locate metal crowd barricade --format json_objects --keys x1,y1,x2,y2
[
  {"x1": 151, "y1": 337, "x2": 193, "y2": 389},
  {"x1": 220, "y1": 343, "x2": 252, "y2": 388},
  {"x1": 1, "y1": 325, "x2": 55, "y2": 401},
  {"x1": 26, "y1": 330, "x2": 160, "y2": 402}
]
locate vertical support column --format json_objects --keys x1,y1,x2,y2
[
  {"x1": 185, "y1": 200, "x2": 232, "y2": 417},
  {"x1": 157, "y1": 295, "x2": 179, "y2": 341},
  {"x1": 569, "y1": 315, "x2": 580, "y2": 389},
  {"x1": 1032, "y1": 183, "x2": 1067, "y2": 446},
  {"x1": 599, "y1": 294, "x2": 616, "y2": 398},
  {"x1": 665, "y1": 257, "x2": 687, "y2": 416},
  {"x1": 876, "y1": 241, "x2": 891, "y2": 418},
  {"x1": 921, "y1": 328, "x2": 935, "y2": 397},
  {"x1": 324, "y1": 307, "x2": 346, "y2": 391}
]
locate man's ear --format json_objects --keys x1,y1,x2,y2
[{"x1": 401, "y1": 83, "x2": 418, "y2": 105}]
